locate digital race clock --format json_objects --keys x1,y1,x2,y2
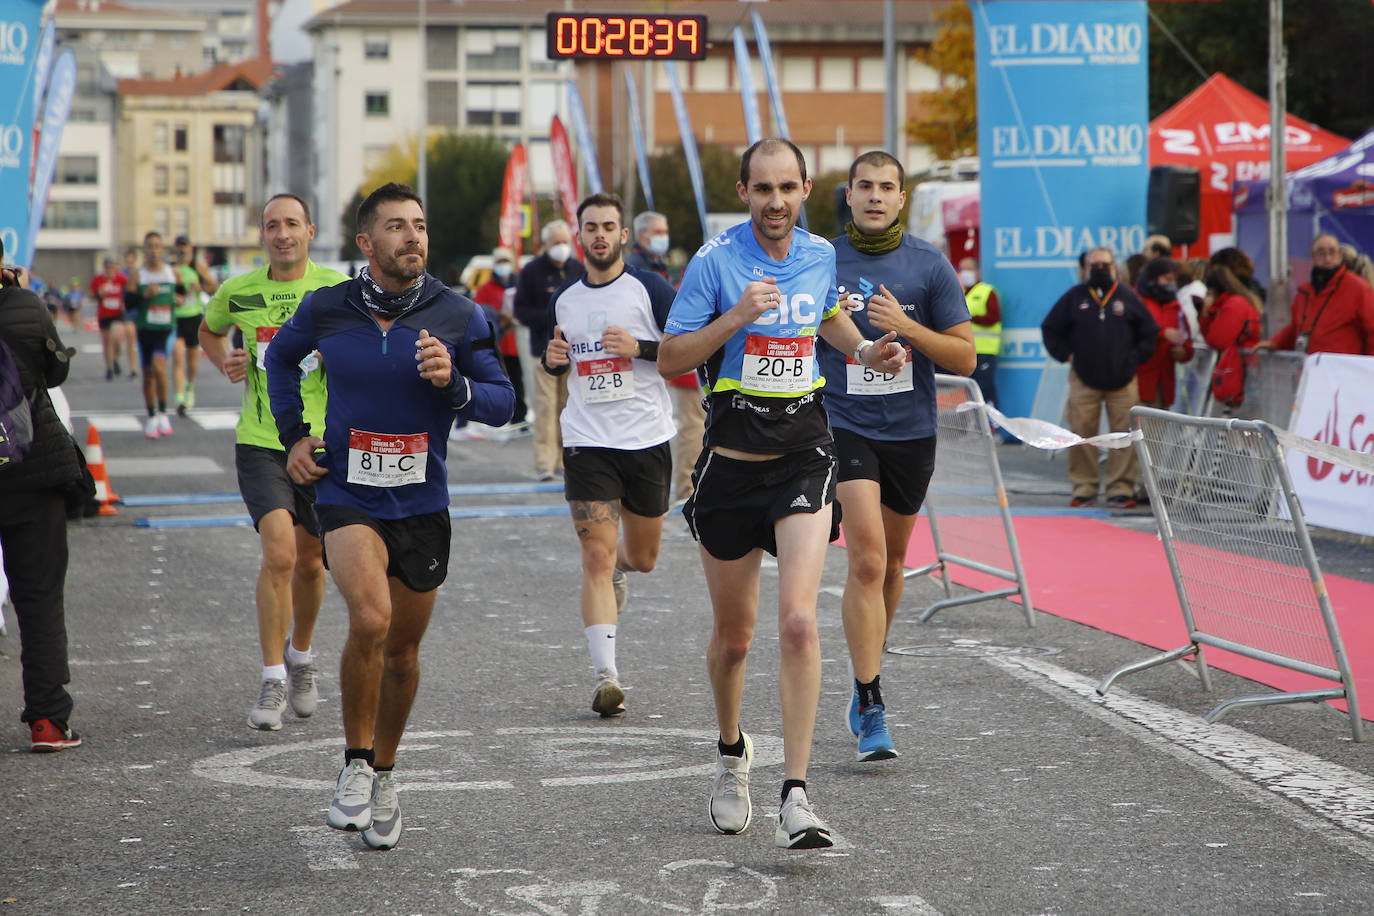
[{"x1": 545, "y1": 12, "x2": 708, "y2": 60}]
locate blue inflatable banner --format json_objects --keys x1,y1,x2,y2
[
  {"x1": 0, "y1": 0, "x2": 47, "y2": 267},
  {"x1": 973, "y1": 1, "x2": 1148, "y2": 418},
  {"x1": 26, "y1": 48, "x2": 76, "y2": 267}
]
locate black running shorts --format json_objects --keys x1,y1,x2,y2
[
  {"x1": 563, "y1": 442, "x2": 672, "y2": 518},
  {"x1": 316, "y1": 505, "x2": 452, "y2": 593},
  {"x1": 684, "y1": 444, "x2": 840, "y2": 560},
  {"x1": 136, "y1": 327, "x2": 173, "y2": 367},
  {"x1": 833, "y1": 428, "x2": 937, "y2": 516},
  {"x1": 176, "y1": 314, "x2": 202, "y2": 348},
  {"x1": 236, "y1": 443, "x2": 320, "y2": 536}
]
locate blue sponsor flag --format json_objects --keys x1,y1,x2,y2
[
  {"x1": 29, "y1": 17, "x2": 52, "y2": 136},
  {"x1": 974, "y1": 0, "x2": 1149, "y2": 417},
  {"x1": 25, "y1": 47, "x2": 75, "y2": 267},
  {"x1": 733, "y1": 27, "x2": 763, "y2": 146},
  {"x1": 565, "y1": 79, "x2": 602, "y2": 195},
  {"x1": 623, "y1": 68, "x2": 654, "y2": 212},
  {"x1": 664, "y1": 61, "x2": 708, "y2": 240},
  {"x1": 749, "y1": 11, "x2": 805, "y2": 229},
  {"x1": 0, "y1": 0, "x2": 49, "y2": 266}
]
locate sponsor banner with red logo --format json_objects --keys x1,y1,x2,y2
[
  {"x1": 499, "y1": 143, "x2": 526, "y2": 256},
  {"x1": 1287, "y1": 353, "x2": 1374, "y2": 537},
  {"x1": 549, "y1": 115, "x2": 580, "y2": 228}
]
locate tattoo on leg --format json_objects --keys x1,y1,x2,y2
[{"x1": 570, "y1": 500, "x2": 620, "y2": 539}]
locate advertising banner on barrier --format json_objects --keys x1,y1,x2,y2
[
  {"x1": 973, "y1": 0, "x2": 1149, "y2": 418},
  {"x1": 0, "y1": 0, "x2": 48, "y2": 267},
  {"x1": 1286, "y1": 353, "x2": 1374, "y2": 537}
]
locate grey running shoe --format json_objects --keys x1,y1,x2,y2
[
  {"x1": 591, "y1": 668, "x2": 625, "y2": 717},
  {"x1": 775, "y1": 786, "x2": 833, "y2": 849},
  {"x1": 709, "y1": 732, "x2": 753, "y2": 834},
  {"x1": 361, "y1": 771, "x2": 403, "y2": 850},
  {"x1": 327, "y1": 759, "x2": 375, "y2": 831},
  {"x1": 284, "y1": 652, "x2": 319, "y2": 718},
  {"x1": 248, "y1": 678, "x2": 287, "y2": 731},
  {"x1": 612, "y1": 568, "x2": 628, "y2": 614}
]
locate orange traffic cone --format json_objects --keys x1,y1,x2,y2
[{"x1": 85, "y1": 423, "x2": 120, "y2": 516}]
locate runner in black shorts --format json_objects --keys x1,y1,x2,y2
[
  {"x1": 315, "y1": 506, "x2": 451, "y2": 594},
  {"x1": 542, "y1": 192, "x2": 678, "y2": 718},
  {"x1": 818, "y1": 151, "x2": 974, "y2": 762},
  {"x1": 659, "y1": 140, "x2": 907, "y2": 850}
]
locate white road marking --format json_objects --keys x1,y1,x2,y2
[
  {"x1": 987, "y1": 654, "x2": 1374, "y2": 860},
  {"x1": 290, "y1": 826, "x2": 359, "y2": 871},
  {"x1": 107, "y1": 456, "x2": 223, "y2": 477},
  {"x1": 872, "y1": 895, "x2": 944, "y2": 914}
]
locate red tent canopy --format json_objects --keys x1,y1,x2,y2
[{"x1": 1148, "y1": 73, "x2": 1348, "y2": 258}]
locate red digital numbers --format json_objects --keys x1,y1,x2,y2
[{"x1": 546, "y1": 13, "x2": 708, "y2": 60}]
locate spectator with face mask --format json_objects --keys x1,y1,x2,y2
[
  {"x1": 1259, "y1": 233, "x2": 1374, "y2": 355},
  {"x1": 471, "y1": 247, "x2": 526, "y2": 427},
  {"x1": 1134, "y1": 258, "x2": 1193, "y2": 411}
]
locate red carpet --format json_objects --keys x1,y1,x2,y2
[{"x1": 851, "y1": 516, "x2": 1374, "y2": 721}]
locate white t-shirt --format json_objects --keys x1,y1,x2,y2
[{"x1": 550, "y1": 267, "x2": 677, "y2": 450}]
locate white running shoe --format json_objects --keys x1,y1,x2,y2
[
  {"x1": 284, "y1": 652, "x2": 318, "y2": 718},
  {"x1": 361, "y1": 771, "x2": 403, "y2": 850},
  {"x1": 591, "y1": 668, "x2": 625, "y2": 717},
  {"x1": 156, "y1": 412, "x2": 173, "y2": 436},
  {"x1": 248, "y1": 678, "x2": 287, "y2": 730},
  {"x1": 775, "y1": 786, "x2": 833, "y2": 849},
  {"x1": 709, "y1": 732, "x2": 753, "y2": 834},
  {"x1": 327, "y1": 759, "x2": 376, "y2": 831},
  {"x1": 144, "y1": 415, "x2": 160, "y2": 439}
]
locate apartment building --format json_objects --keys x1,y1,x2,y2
[{"x1": 301, "y1": 0, "x2": 945, "y2": 256}]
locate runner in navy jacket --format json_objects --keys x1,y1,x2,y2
[{"x1": 266, "y1": 270, "x2": 513, "y2": 519}]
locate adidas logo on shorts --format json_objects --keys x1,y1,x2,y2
[{"x1": 790, "y1": 494, "x2": 812, "y2": 509}]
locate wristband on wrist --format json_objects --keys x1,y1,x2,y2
[{"x1": 853, "y1": 339, "x2": 875, "y2": 364}]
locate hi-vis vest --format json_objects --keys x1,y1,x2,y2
[{"x1": 965, "y1": 282, "x2": 1001, "y2": 356}]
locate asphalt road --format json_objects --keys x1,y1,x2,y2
[{"x1": 2, "y1": 324, "x2": 1372, "y2": 915}]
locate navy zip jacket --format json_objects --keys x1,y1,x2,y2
[
  {"x1": 266, "y1": 272, "x2": 515, "y2": 519},
  {"x1": 1040, "y1": 282, "x2": 1158, "y2": 391}
]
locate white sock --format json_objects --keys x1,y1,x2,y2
[
  {"x1": 285, "y1": 643, "x2": 312, "y2": 665},
  {"x1": 263, "y1": 664, "x2": 287, "y2": 682},
  {"x1": 585, "y1": 624, "x2": 617, "y2": 675}
]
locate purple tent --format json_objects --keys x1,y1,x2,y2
[{"x1": 1234, "y1": 127, "x2": 1374, "y2": 282}]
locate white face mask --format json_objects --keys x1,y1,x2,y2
[
  {"x1": 493, "y1": 262, "x2": 513, "y2": 279},
  {"x1": 959, "y1": 269, "x2": 978, "y2": 288},
  {"x1": 648, "y1": 235, "x2": 670, "y2": 256},
  {"x1": 547, "y1": 243, "x2": 572, "y2": 264}
]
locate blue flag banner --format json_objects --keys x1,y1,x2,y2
[
  {"x1": 974, "y1": 1, "x2": 1148, "y2": 418},
  {"x1": 25, "y1": 47, "x2": 75, "y2": 267},
  {"x1": 623, "y1": 68, "x2": 654, "y2": 212},
  {"x1": 29, "y1": 17, "x2": 52, "y2": 139},
  {"x1": 733, "y1": 27, "x2": 763, "y2": 146},
  {"x1": 664, "y1": 61, "x2": 708, "y2": 240},
  {"x1": 749, "y1": 12, "x2": 804, "y2": 229},
  {"x1": 0, "y1": 0, "x2": 48, "y2": 266},
  {"x1": 565, "y1": 79, "x2": 603, "y2": 195}
]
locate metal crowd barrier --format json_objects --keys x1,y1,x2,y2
[
  {"x1": 1201, "y1": 348, "x2": 1305, "y2": 429},
  {"x1": 905, "y1": 375, "x2": 1035, "y2": 626},
  {"x1": 1098, "y1": 407, "x2": 1364, "y2": 741}
]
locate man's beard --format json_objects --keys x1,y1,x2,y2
[
  {"x1": 585, "y1": 239, "x2": 622, "y2": 272},
  {"x1": 378, "y1": 247, "x2": 426, "y2": 284}
]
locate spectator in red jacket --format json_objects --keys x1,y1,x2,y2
[
  {"x1": 1260, "y1": 233, "x2": 1374, "y2": 355},
  {"x1": 1134, "y1": 258, "x2": 1193, "y2": 408},
  {"x1": 1199, "y1": 264, "x2": 1263, "y2": 352},
  {"x1": 471, "y1": 247, "x2": 526, "y2": 425}
]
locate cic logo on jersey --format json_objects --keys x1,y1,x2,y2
[{"x1": 753, "y1": 293, "x2": 817, "y2": 326}]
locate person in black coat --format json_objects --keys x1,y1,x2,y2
[
  {"x1": 1041, "y1": 247, "x2": 1158, "y2": 509},
  {"x1": 0, "y1": 242, "x2": 87, "y2": 752}
]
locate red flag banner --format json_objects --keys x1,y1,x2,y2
[
  {"x1": 499, "y1": 143, "x2": 527, "y2": 256},
  {"x1": 549, "y1": 115, "x2": 580, "y2": 229}
]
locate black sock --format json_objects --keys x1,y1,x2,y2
[
  {"x1": 147, "y1": 406, "x2": 156, "y2": 418},
  {"x1": 781, "y1": 779, "x2": 806, "y2": 802},
  {"x1": 717, "y1": 733, "x2": 746, "y2": 758},
  {"x1": 157, "y1": 401, "x2": 166, "y2": 413},
  {"x1": 374, "y1": 764, "x2": 394, "y2": 774},
  {"x1": 344, "y1": 747, "x2": 375, "y2": 767},
  {"x1": 856, "y1": 674, "x2": 883, "y2": 710}
]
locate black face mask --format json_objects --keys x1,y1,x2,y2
[
  {"x1": 1088, "y1": 266, "x2": 1114, "y2": 289},
  {"x1": 1311, "y1": 264, "x2": 1339, "y2": 291},
  {"x1": 1143, "y1": 280, "x2": 1177, "y2": 301}
]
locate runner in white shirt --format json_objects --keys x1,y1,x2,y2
[{"x1": 542, "y1": 193, "x2": 679, "y2": 717}]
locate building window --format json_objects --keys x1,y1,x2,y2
[
  {"x1": 213, "y1": 124, "x2": 245, "y2": 163},
  {"x1": 428, "y1": 80, "x2": 458, "y2": 130},
  {"x1": 364, "y1": 37, "x2": 389, "y2": 60},
  {"x1": 465, "y1": 82, "x2": 520, "y2": 129},
  {"x1": 153, "y1": 122, "x2": 169, "y2": 154},
  {"x1": 857, "y1": 58, "x2": 885, "y2": 92},
  {"x1": 692, "y1": 58, "x2": 728, "y2": 92},
  {"x1": 154, "y1": 206, "x2": 169, "y2": 237},
  {"x1": 56, "y1": 155, "x2": 98, "y2": 185},
  {"x1": 154, "y1": 165, "x2": 169, "y2": 194},
  {"x1": 174, "y1": 124, "x2": 188, "y2": 152},
  {"x1": 819, "y1": 58, "x2": 853, "y2": 92},
  {"x1": 781, "y1": 58, "x2": 815, "y2": 92},
  {"x1": 174, "y1": 165, "x2": 189, "y2": 194},
  {"x1": 40, "y1": 200, "x2": 99, "y2": 230},
  {"x1": 213, "y1": 191, "x2": 245, "y2": 206},
  {"x1": 173, "y1": 207, "x2": 190, "y2": 239},
  {"x1": 365, "y1": 91, "x2": 390, "y2": 117},
  {"x1": 427, "y1": 26, "x2": 458, "y2": 70},
  {"x1": 465, "y1": 29, "x2": 521, "y2": 71},
  {"x1": 528, "y1": 30, "x2": 558, "y2": 72}
]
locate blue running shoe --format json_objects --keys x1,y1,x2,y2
[
  {"x1": 856, "y1": 704, "x2": 899, "y2": 762},
  {"x1": 846, "y1": 687, "x2": 861, "y2": 737}
]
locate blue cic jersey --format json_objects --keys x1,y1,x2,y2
[
  {"x1": 667, "y1": 221, "x2": 842, "y2": 453},
  {"x1": 818, "y1": 234, "x2": 971, "y2": 440}
]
